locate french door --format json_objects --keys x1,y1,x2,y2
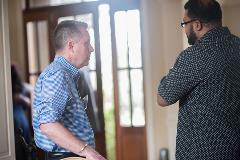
[{"x1": 110, "y1": 2, "x2": 147, "y2": 160}]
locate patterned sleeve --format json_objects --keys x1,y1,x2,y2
[
  {"x1": 38, "y1": 70, "x2": 69, "y2": 125},
  {"x1": 158, "y1": 50, "x2": 201, "y2": 104}
]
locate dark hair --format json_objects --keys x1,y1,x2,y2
[
  {"x1": 11, "y1": 64, "x2": 23, "y2": 94},
  {"x1": 53, "y1": 20, "x2": 88, "y2": 51},
  {"x1": 184, "y1": 0, "x2": 222, "y2": 23}
]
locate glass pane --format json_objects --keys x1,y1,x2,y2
[
  {"x1": 99, "y1": 4, "x2": 113, "y2": 110},
  {"x1": 131, "y1": 69, "x2": 145, "y2": 126},
  {"x1": 83, "y1": 0, "x2": 98, "y2": 1},
  {"x1": 127, "y1": 10, "x2": 142, "y2": 68},
  {"x1": 99, "y1": 4, "x2": 116, "y2": 160},
  {"x1": 115, "y1": 10, "x2": 143, "y2": 69},
  {"x1": 114, "y1": 11, "x2": 128, "y2": 68},
  {"x1": 118, "y1": 70, "x2": 131, "y2": 127},
  {"x1": 58, "y1": 16, "x2": 74, "y2": 23},
  {"x1": 27, "y1": 22, "x2": 39, "y2": 74},
  {"x1": 30, "y1": 0, "x2": 98, "y2": 8},
  {"x1": 27, "y1": 21, "x2": 50, "y2": 74},
  {"x1": 89, "y1": 71, "x2": 97, "y2": 91},
  {"x1": 37, "y1": 21, "x2": 50, "y2": 71},
  {"x1": 75, "y1": 14, "x2": 93, "y2": 27}
]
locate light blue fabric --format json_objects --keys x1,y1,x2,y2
[{"x1": 32, "y1": 56, "x2": 95, "y2": 152}]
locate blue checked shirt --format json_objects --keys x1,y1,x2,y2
[{"x1": 32, "y1": 56, "x2": 95, "y2": 152}]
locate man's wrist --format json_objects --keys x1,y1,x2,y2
[{"x1": 79, "y1": 143, "x2": 88, "y2": 154}]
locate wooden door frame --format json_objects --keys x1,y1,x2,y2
[
  {"x1": 0, "y1": 0, "x2": 15, "y2": 159},
  {"x1": 109, "y1": 1, "x2": 147, "y2": 160}
]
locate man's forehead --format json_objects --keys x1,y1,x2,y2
[
  {"x1": 76, "y1": 28, "x2": 90, "y2": 40},
  {"x1": 183, "y1": 10, "x2": 189, "y2": 20}
]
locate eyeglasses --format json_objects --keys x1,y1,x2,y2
[{"x1": 180, "y1": 19, "x2": 197, "y2": 27}]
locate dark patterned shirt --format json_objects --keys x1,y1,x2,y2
[{"x1": 158, "y1": 27, "x2": 240, "y2": 160}]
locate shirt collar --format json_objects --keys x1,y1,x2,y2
[
  {"x1": 198, "y1": 26, "x2": 231, "y2": 43},
  {"x1": 54, "y1": 56, "x2": 81, "y2": 80}
]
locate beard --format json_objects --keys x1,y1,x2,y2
[{"x1": 187, "y1": 25, "x2": 198, "y2": 45}]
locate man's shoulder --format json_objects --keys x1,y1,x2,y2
[
  {"x1": 231, "y1": 34, "x2": 240, "y2": 43},
  {"x1": 178, "y1": 45, "x2": 200, "y2": 60},
  {"x1": 39, "y1": 62, "x2": 68, "y2": 80}
]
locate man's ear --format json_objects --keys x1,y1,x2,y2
[
  {"x1": 193, "y1": 20, "x2": 202, "y2": 31},
  {"x1": 66, "y1": 40, "x2": 75, "y2": 55},
  {"x1": 68, "y1": 40, "x2": 74, "y2": 50}
]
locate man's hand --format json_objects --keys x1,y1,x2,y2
[
  {"x1": 157, "y1": 95, "x2": 169, "y2": 107},
  {"x1": 40, "y1": 122, "x2": 106, "y2": 160},
  {"x1": 81, "y1": 146, "x2": 106, "y2": 160}
]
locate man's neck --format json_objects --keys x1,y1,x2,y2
[{"x1": 198, "y1": 23, "x2": 222, "y2": 40}]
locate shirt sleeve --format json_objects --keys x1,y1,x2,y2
[
  {"x1": 158, "y1": 50, "x2": 202, "y2": 104},
  {"x1": 38, "y1": 70, "x2": 69, "y2": 125}
]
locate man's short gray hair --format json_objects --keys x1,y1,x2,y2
[{"x1": 53, "y1": 20, "x2": 88, "y2": 51}]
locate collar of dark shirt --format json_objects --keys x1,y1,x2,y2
[
  {"x1": 54, "y1": 56, "x2": 81, "y2": 81},
  {"x1": 197, "y1": 26, "x2": 231, "y2": 44}
]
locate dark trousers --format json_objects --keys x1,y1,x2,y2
[
  {"x1": 45, "y1": 152, "x2": 85, "y2": 160},
  {"x1": 13, "y1": 104, "x2": 30, "y2": 144}
]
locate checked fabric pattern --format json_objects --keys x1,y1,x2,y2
[
  {"x1": 158, "y1": 27, "x2": 240, "y2": 160},
  {"x1": 33, "y1": 56, "x2": 95, "y2": 152}
]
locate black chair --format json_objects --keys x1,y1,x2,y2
[{"x1": 15, "y1": 128, "x2": 37, "y2": 160}]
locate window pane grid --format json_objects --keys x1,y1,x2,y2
[
  {"x1": 118, "y1": 67, "x2": 144, "y2": 127},
  {"x1": 118, "y1": 70, "x2": 131, "y2": 127},
  {"x1": 131, "y1": 69, "x2": 145, "y2": 126},
  {"x1": 117, "y1": 67, "x2": 143, "y2": 70},
  {"x1": 115, "y1": 9, "x2": 145, "y2": 127},
  {"x1": 29, "y1": 0, "x2": 99, "y2": 8}
]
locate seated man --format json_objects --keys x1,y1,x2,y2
[{"x1": 32, "y1": 20, "x2": 106, "y2": 160}]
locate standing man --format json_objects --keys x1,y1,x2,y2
[
  {"x1": 33, "y1": 20, "x2": 106, "y2": 160},
  {"x1": 157, "y1": 0, "x2": 240, "y2": 159}
]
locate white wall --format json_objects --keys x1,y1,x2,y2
[
  {"x1": 8, "y1": 0, "x2": 26, "y2": 80},
  {"x1": 141, "y1": 0, "x2": 183, "y2": 159},
  {"x1": 222, "y1": 4, "x2": 240, "y2": 37}
]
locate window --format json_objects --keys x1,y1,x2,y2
[
  {"x1": 29, "y1": 0, "x2": 98, "y2": 8},
  {"x1": 115, "y1": 10, "x2": 145, "y2": 127},
  {"x1": 26, "y1": 21, "x2": 50, "y2": 86}
]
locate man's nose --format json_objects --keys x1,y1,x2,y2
[{"x1": 89, "y1": 45, "x2": 94, "y2": 52}]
